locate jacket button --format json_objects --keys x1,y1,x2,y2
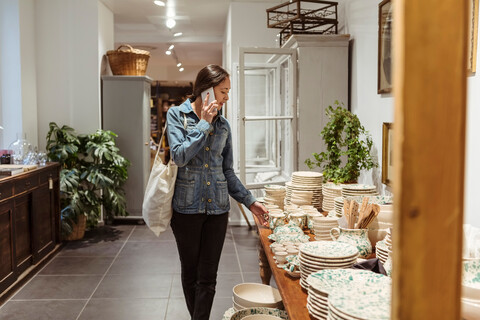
[
  {"x1": 202, "y1": 198, "x2": 204, "y2": 202},
  {"x1": 208, "y1": 199, "x2": 212, "y2": 203},
  {"x1": 209, "y1": 132, "x2": 214, "y2": 136},
  {"x1": 207, "y1": 181, "x2": 211, "y2": 186},
  {"x1": 204, "y1": 164, "x2": 209, "y2": 168},
  {"x1": 205, "y1": 147, "x2": 210, "y2": 151}
]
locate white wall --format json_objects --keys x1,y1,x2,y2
[
  {"x1": 36, "y1": 0, "x2": 113, "y2": 151},
  {"x1": 343, "y1": 0, "x2": 394, "y2": 195},
  {"x1": 465, "y1": 47, "x2": 480, "y2": 226},
  {"x1": 0, "y1": 0, "x2": 22, "y2": 149}
]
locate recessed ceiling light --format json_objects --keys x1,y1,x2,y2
[
  {"x1": 166, "y1": 18, "x2": 176, "y2": 29},
  {"x1": 153, "y1": 1, "x2": 165, "y2": 6},
  {"x1": 173, "y1": 32, "x2": 183, "y2": 37},
  {"x1": 165, "y1": 50, "x2": 172, "y2": 55},
  {"x1": 177, "y1": 62, "x2": 182, "y2": 67},
  {"x1": 168, "y1": 44, "x2": 174, "y2": 50},
  {"x1": 179, "y1": 67, "x2": 184, "y2": 72}
]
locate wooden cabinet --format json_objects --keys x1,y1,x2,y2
[{"x1": 0, "y1": 163, "x2": 60, "y2": 294}]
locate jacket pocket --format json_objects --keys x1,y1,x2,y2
[
  {"x1": 216, "y1": 180, "x2": 229, "y2": 209},
  {"x1": 174, "y1": 179, "x2": 195, "y2": 209}
]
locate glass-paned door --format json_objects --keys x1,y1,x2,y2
[{"x1": 238, "y1": 48, "x2": 297, "y2": 190}]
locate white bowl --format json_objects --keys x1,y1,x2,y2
[
  {"x1": 233, "y1": 283, "x2": 283, "y2": 308},
  {"x1": 461, "y1": 298, "x2": 480, "y2": 320},
  {"x1": 242, "y1": 315, "x2": 283, "y2": 320},
  {"x1": 232, "y1": 298, "x2": 247, "y2": 311}
]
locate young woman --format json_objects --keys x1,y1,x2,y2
[{"x1": 166, "y1": 64, "x2": 268, "y2": 320}]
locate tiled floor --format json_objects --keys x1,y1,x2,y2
[{"x1": 0, "y1": 223, "x2": 272, "y2": 320}]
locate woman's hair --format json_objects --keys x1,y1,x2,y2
[{"x1": 191, "y1": 64, "x2": 229, "y2": 100}]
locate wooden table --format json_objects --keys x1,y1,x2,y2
[{"x1": 253, "y1": 216, "x2": 315, "y2": 320}]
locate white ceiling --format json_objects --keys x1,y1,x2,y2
[{"x1": 101, "y1": 0, "x2": 282, "y2": 72}]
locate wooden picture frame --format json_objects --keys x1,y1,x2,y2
[
  {"x1": 468, "y1": 0, "x2": 479, "y2": 73},
  {"x1": 378, "y1": 0, "x2": 393, "y2": 94},
  {"x1": 382, "y1": 122, "x2": 393, "y2": 186}
]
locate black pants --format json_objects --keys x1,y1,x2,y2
[{"x1": 170, "y1": 210, "x2": 229, "y2": 320}]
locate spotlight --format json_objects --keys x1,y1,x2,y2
[
  {"x1": 177, "y1": 62, "x2": 182, "y2": 67},
  {"x1": 165, "y1": 50, "x2": 172, "y2": 55},
  {"x1": 179, "y1": 67, "x2": 184, "y2": 72},
  {"x1": 173, "y1": 32, "x2": 183, "y2": 37},
  {"x1": 166, "y1": 18, "x2": 176, "y2": 29},
  {"x1": 153, "y1": 0, "x2": 165, "y2": 6},
  {"x1": 168, "y1": 44, "x2": 174, "y2": 50}
]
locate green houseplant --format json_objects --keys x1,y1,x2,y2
[
  {"x1": 305, "y1": 101, "x2": 377, "y2": 183},
  {"x1": 46, "y1": 122, "x2": 130, "y2": 238}
]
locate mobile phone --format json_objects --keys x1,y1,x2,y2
[{"x1": 201, "y1": 87, "x2": 216, "y2": 106}]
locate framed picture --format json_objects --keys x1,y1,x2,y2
[
  {"x1": 378, "y1": 0, "x2": 393, "y2": 94},
  {"x1": 468, "y1": 0, "x2": 479, "y2": 73},
  {"x1": 382, "y1": 122, "x2": 393, "y2": 186}
]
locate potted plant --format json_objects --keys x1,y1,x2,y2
[
  {"x1": 305, "y1": 101, "x2": 377, "y2": 183},
  {"x1": 46, "y1": 122, "x2": 130, "y2": 239}
]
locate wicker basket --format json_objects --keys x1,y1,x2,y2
[
  {"x1": 107, "y1": 44, "x2": 150, "y2": 76},
  {"x1": 64, "y1": 214, "x2": 87, "y2": 241}
]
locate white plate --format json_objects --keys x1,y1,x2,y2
[{"x1": 299, "y1": 241, "x2": 359, "y2": 259}]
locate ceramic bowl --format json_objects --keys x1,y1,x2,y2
[
  {"x1": 242, "y1": 315, "x2": 283, "y2": 320},
  {"x1": 462, "y1": 260, "x2": 480, "y2": 301},
  {"x1": 233, "y1": 298, "x2": 247, "y2": 311},
  {"x1": 229, "y1": 307, "x2": 288, "y2": 320},
  {"x1": 232, "y1": 283, "x2": 283, "y2": 309}
]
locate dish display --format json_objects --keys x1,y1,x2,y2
[
  {"x1": 224, "y1": 307, "x2": 289, "y2": 320},
  {"x1": 233, "y1": 283, "x2": 282, "y2": 309}
]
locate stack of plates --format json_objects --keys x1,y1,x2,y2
[
  {"x1": 264, "y1": 185, "x2": 286, "y2": 210},
  {"x1": 298, "y1": 241, "x2": 359, "y2": 290},
  {"x1": 462, "y1": 260, "x2": 480, "y2": 319},
  {"x1": 322, "y1": 184, "x2": 343, "y2": 212},
  {"x1": 341, "y1": 184, "x2": 378, "y2": 198},
  {"x1": 375, "y1": 228, "x2": 392, "y2": 262},
  {"x1": 333, "y1": 197, "x2": 345, "y2": 217},
  {"x1": 328, "y1": 285, "x2": 391, "y2": 320},
  {"x1": 306, "y1": 269, "x2": 391, "y2": 320},
  {"x1": 285, "y1": 172, "x2": 323, "y2": 211},
  {"x1": 312, "y1": 216, "x2": 339, "y2": 241}
]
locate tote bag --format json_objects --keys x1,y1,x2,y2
[{"x1": 142, "y1": 113, "x2": 186, "y2": 236}]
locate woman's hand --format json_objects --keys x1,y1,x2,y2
[
  {"x1": 201, "y1": 92, "x2": 218, "y2": 123},
  {"x1": 249, "y1": 201, "x2": 269, "y2": 227}
]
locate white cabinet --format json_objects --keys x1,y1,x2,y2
[
  {"x1": 102, "y1": 76, "x2": 152, "y2": 218},
  {"x1": 283, "y1": 35, "x2": 350, "y2": 171}
]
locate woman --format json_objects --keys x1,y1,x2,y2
[{"x1": 166, "y1": 64, "x2": 268, "y2": 320}]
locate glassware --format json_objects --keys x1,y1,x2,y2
[
  {"x1": 37, "y1": 152, "x2": 47, "y2": 166},
  {"x1": 8, "y1": 133, "x2": 32, "y2": 165}
]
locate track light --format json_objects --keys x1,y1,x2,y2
[
  {"x1": 166, "y1": 18, "x2": 176, "y2": 29},
  {"x1": 179, "y1": 67, "x2": 184, "y2": 72},
  {"x1": 153, "y1": 1, "x2": 165, "y2": 6},
  {"x1": 165, "y1": 50, "x2": 172, "y2": 55},
  {"x1": 177, "y1": 62, "x2": 182, "y2": 67},
  {"x1": 168, "y1": 44, "x2": 174, "y2": 50},
  {"x1": 173, "y1": 32, "x2": 183, "y2": 37}
]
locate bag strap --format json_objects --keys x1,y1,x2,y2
[{"x1": 154, "y1": 112, "x2": 187, "y2": 162}]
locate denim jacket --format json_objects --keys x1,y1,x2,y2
[{"x1": 166, "y1": 99, "x2": 256, "y2": 215}]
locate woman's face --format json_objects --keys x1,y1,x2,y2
[{"x1": 213, "y1": 77, "x2": 230, "y2": 111}]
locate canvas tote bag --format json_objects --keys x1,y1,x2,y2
[{"x1": 142, "y1": 113, "x2": 186, "y2": 236}]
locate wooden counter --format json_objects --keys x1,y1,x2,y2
[{"x1": 253, "y1": 216, "x2": 315, "y2": 320}]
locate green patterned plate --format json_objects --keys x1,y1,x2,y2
[{"x1": 299, "y1": 241, "x2": 358, "y2": 259}]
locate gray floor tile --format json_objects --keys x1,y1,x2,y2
[
  {"x1": 237, "y1": 253, "x2": 262, "y2": 273},
  {"x1": 39, "y1": 256, "x2": 114, "y2": 275},
  {"x1": 169, "y1": 274, "x2": 184, "y2": 298},
  {"x1": 164, "y1": 297, "x2": 190, "y2": 320},
  {"x1": 129, "y1": 226, "x2": 176, "y2": 242},
  {"x1": 107, "y1": 255, "x2": 180, "y2": 275},
  {"x1": 12, "y1": 275, "x2": 102, "y2": 300},
  {"x1": 82, "y1": 225, "x2": 134, "y2": 242},
  {"x1": 59, "y1": 240, "x2": 125, "y2": 257},
  {"x1": 215, "y1": 273, "x2": 243, "y2": 298},
  {"x1": 93, "y1": 274, "x2": 173, "y2": 299},
  {"x1": 211, "y1": 297, "x2": 233, "y2": 320},
  {"x1": 78, "y1": 298, "x2": 168, "y2": 320},
  {"x1": 119, "y1": 241, "x2": 178, "y2": 258},
  {"x1": 218, "y1": 253, "x2": 241, "y2": 274},
  {"x1": 222, "y1": 239, "x2": 236, "y2": 253},
  {"x1": 242, "y1": 272, "x2": 264, "y2": 284},
  {"x1": 0, "y1": 300, "x2": 86, "y2": 320}
]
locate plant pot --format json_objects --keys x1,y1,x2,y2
[{"x1": 64, "y1": 215, "x2": 87, "y2": 241}]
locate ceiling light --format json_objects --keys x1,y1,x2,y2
[
  {"x1": 153, "y1": 1, "x2": 165, "y2": 6},
  {"x1": 166, "y1": 18, "x2": 176, "y2": 29},
  {"x1": 176, "y1": 62, "x2": 182, "y2": 67},
  {"x1": 179, "y1": 67, "x2": 184, "y2": 72},
  {"x1": 165, "y1": 50, "x2": 172, "y2": 55},
  {"x1": 173, "y1": 32, "x2": 183, "y2": 37},
  {"x1": 168, "y1": 44, "x2": 174, "y2": 50}
]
